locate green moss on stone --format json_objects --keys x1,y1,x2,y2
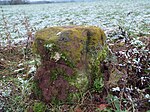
[
  {"x1": 88, "y1": 45, "x2": 108, "y2": 91},
  {"x1": 33, "y1": 26, "x2": 106, "y2": 63}
]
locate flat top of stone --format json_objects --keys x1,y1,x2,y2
[{"x1": 35, "y1": 26, "x2": 105, "y2": 43}]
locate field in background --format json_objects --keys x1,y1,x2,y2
[{"x1": 0, "y1": 0, "x2": 150, "y2": 45}]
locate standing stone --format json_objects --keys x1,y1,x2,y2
[{"x1": 33, "y1": 26, "x2": 107, "y2": 103}]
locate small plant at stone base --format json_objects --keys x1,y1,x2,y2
[
  {"x1": 106, "y1": 95, "x2": 128, "y2": 112},
  {"x1": 33, "y1": 102, "x2": 46, "y2": 112},
  {"x1": 93, "y1": 77, "x2": 104, "y2": 92},
  {"x1": 32, "y1": 81, "x2": 42, "y2": 100},
  {"x1": 90, "y1": 46, "x2": 108, "y2": 92}
]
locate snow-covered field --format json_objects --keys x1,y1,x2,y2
[
  {"x1": 0, "y1": 0, "x2": 150, "y2": 44},
  {"x1": 0, "y1": 1, "x2": 150, "y2": 111}
]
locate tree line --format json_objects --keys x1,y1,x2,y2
[
  {"x1": 10, "y1": 0, "x2": 28, "y2": 4},
  {"x1": 0, "y1": 0, "x2": 92, "y2": 5},
  {"x1": 0, "y1": 0, "x2": 28, "y2": 5}
]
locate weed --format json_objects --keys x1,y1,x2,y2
[
  {"x1": 33, "y1": 102, "x2": 46, "y2": 112},
  {"x1": 93, "y1": 78, "x2": 104, "y2": 92}
]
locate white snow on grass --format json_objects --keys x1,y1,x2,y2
[{"x1": 0, "y1": 0, "x2": 149, "y2": 44}]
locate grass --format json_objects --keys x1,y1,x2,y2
[{"x1": 0, "y1": 0, "x2": 150, "y2": 111}]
